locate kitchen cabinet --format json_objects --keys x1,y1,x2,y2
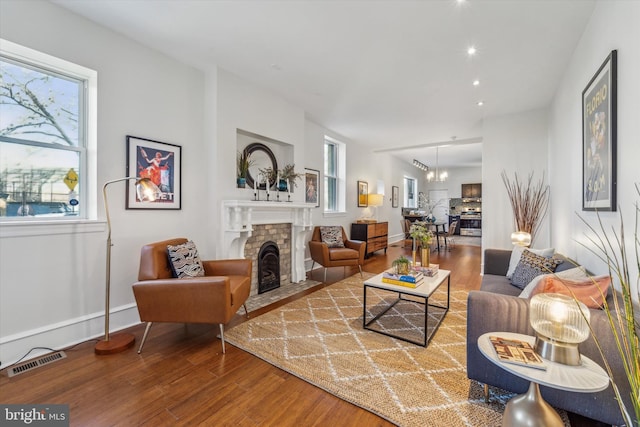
[
  {"x1": 462, "y1": 183, "x2": 482, "y2": 199},
  {"x1": 351, "y1": 222, "x2": 388, "y2": 257}
]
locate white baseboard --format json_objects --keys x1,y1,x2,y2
[{"x1": 0, "y1": 304, "x2": 141, "y2": 367}]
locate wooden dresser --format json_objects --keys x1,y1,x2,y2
[{"x1": 350, "y1": 222, "x2": 388, "y2": 257}]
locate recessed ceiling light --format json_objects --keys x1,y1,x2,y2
[
  {"x1": 467, "y1": 46, "x2": 477, "y2": 56},
  {"x1": 477, "y1": 101, "x2": 484, "y2": 106},
  {"x1": 473, "y1": 80, "x2": 480, "y2": 86}
]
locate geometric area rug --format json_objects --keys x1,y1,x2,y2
[{"x1": 225, "y1": 272, "x2": 570, "y2": 426}]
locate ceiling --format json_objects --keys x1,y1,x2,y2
[{"x1": 52, "y1": 0, "x2": 596, "y2": 169}]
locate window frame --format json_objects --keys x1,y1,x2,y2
[
  {"x1": 323, "y1": 136, "x2": 346, "y2": 215},
  {"x1": 0, "y1": 39, "x2": 98, "y2": 231},
  {"x1": 404, "y1": 176, "x2": 417, "y2": 208}
]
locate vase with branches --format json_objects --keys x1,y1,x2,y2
[
  {"x1": 576, "y1": 184, "x2": 639, "y2": 426},
  {"x1": 501, "y1": 170, "x2": 550, "y2": 246},
  {"x1": 418, "y1": 194, "x2": 447, "y2": 222}
]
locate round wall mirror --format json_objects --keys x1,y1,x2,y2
[{"x1": 244, "y1": 143, "x2": 278, "y2": 189}]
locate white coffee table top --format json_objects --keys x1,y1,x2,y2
[
  {"x1": 364, "y1": 269, "x2": 450, "y2": 298},
  {"x1": 478, "y1": 332, "x2": 610, "y2": 393}
]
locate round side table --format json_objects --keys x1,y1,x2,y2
[{"x1": 478, "y1": 332, "x2": 609, "y2": 427}]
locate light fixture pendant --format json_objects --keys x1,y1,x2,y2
[
  {"x1": 427, "y1": 146, "x2": 448, "y2": 182},
  {"x1": 413, "y1": 159, "x2": 428, "y2": 171}
]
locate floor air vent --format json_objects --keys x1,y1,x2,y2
[{"x1": 7, "y1": 351, "x2": 67, "y2": 378}]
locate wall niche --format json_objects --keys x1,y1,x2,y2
[{"x1": 237, "y1": 129, "x2": 294, "y2": 190}]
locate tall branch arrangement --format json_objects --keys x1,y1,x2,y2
[{"x1": 501, "y1": 171, "x2": 550, "y2": 246}]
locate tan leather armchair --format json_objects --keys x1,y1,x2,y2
[
  {"x1": 132, "y1": 238, "x2": 251, "y2": 354},
  {"x1": 308, "y1": 226, "x2": 365, "y2": 282}
]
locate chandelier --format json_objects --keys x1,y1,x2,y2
[{"x1": 426, "y1": 146, "x2": 448, "y2": 182}]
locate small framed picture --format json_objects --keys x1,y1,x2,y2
[
  {"x1": 357, "y1": 180, "x2": 368, "y2": 207},
  {"x1": 392, "y1": 186, "x2": 399, "y2": 208},
  {"x1": 126, "y1": 135, "x2": 181, "y2": 210},
  {"x1": 582, "y1": 50, "x2": 617, "y2": 211},
  {"x1": 304, "y1": 168, "x2": 320, "y2": 207}
]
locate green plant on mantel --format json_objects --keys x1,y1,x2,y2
[
  {"x1": 279, "y1": 163, "x2": 303, "y2": 188},
  {"x1": 237, "y1": 150, "x2": 253, "y2": 179},
  {"x1": 577, "y1": 184, "x2": 639, "y2": 426},
  {"x1": 259, "y1": 166, "x2": 277, "y2": 184}
]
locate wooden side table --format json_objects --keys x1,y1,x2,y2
[
  {"x1": 478, "y1": 332, "x2": 609, "y2": 427},
  {"x1": 351, "y1": 221, "x2": 388, "y2": 257}
]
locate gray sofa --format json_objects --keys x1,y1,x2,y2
[{"x1": 467, "y1": 248, "x2": 634, "y2": 426}]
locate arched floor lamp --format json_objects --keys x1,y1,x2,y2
[{"x1": 95, "y1": 177, "x2": 160, "y2": 355}]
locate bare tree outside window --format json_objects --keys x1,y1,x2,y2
[{"x1": 0, "y1": 54, "x2": 85, "y2": 218}]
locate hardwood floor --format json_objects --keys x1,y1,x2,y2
[{"x1": 0, "y1": 242, "x2": 602, "y2": 426}]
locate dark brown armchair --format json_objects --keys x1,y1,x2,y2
[
  {"x1": 308, "y1": 226, "x2": 365, "y2": 282},
  {"x1": 132, "y1": 238, "x2": 251, "y2": 354}
]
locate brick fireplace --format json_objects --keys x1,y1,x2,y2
[
  {"x1": 245, "y1": 224, "x2": 291, "y2": 295},
  {"x1": 220, "y1": 200, "x2": 313, "y2": 296}
]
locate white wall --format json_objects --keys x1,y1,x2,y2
[
  {"x1": 209, "y1": 68, "x2": 306, "y2": 258},
  {"x1": 549, "y1": 0, "x2": 640, "y2": 301},
  {"x1": 0, "y1": 1, "x2": 206, "y2": 364},
  {"x1": 481, "y1": 108, "x2": 550, "y2": 251},
  {"x1": 304, "y1": 120, "x2": 411, "y2": 244}
]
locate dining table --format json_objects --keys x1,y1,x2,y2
[{"x1": 430, "y1": 222, "x2": 447, "y2": 251}]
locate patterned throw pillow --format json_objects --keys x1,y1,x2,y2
[
  {"x1": 506, "y1": 245, "x2": 555, "y2": 278},
  {"x1": 167, "y1": 240, "x2": 205, "y2": 278},
  {"x1": 510, "y1": 249, "x2": 563, "y2": 289},
  {"x1": 320, "y1": 226, "x2": 345, "y2": 248}
]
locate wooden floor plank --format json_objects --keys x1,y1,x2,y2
[{"x1": 0, "y1": 242, "x2": 601, "y2": 426}]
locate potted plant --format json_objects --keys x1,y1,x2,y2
[
  {"x1": 410, "y1": 222, "x2": 433, "y2": 266},
  {"x1": 259, "y1": 166, "x2": 277, "y2": 189},
  {"x1": 236, "y1": 151, "x2": 253, "y2": 188},
  {"x1": 575, "y1": 184, "x2": 639, "y2": 425},
  {"x1": 392, "y1": 255, "x2": 411, "y2": 275},
  {"x1": 279, "y1": 163, "x2": 303, "y2": 192}
]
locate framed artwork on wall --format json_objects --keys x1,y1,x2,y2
[
  {"x1": 392, "y1": 186, "x2": 399, "y2": 208},
  {"x1": 126, "y1": 135, "x2": 181, "y2": 210},
  {"x1": 305, "y1": 168, "x2": 320, "y2": 207},
  {"x1": 582, "y1": 49, "x2": 617, "y2": 211},
  {"x1": 357, "y1": 180, "x2": 368, "y2": 207}
]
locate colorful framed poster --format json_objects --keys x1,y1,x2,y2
[
  {"x1": 304, "y1": 168, "x2": 320, "y2": 207},
  {"x1": 126, "y1": 135, "x2": 181, "y2": 209},
  {"x1": 582, "y1": 50, "x2": 617, "y2": 211}
]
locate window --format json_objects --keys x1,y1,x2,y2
[
  {"x1": 0, "y1": 39, "x2": 97, "y2": 221},
  {"x1": 404, "y1": 176, "x2": 417, "y2": 208},
  {"x1": 324, "y1": 136, "x2": 346, "y2": 213}
]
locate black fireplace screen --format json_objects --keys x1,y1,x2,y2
[{"x1": 258, "y1": 241, "x2": 280, "y2": 294}]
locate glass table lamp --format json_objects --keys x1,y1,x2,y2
[
  {"x1": 511, "y1": 231, "x2": 532, "y2": 247},
  {"x1": 530, "y1": 293, "x2": 591, "y2": 365}
]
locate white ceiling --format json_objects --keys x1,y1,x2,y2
[{"x1": 52, "y1": 0, "x2": 596, "y2": 169}]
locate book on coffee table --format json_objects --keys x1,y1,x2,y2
[
  {"x1": 381, "y1": 270, "x2": 424, "y2": 288},
  {"x1": 489, "y1": 335, "x2": 546, "y2": 370}
]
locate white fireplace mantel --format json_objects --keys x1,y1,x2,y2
[{"x1": 220, "y1": 200, "x2": 314, "y2": 283}]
